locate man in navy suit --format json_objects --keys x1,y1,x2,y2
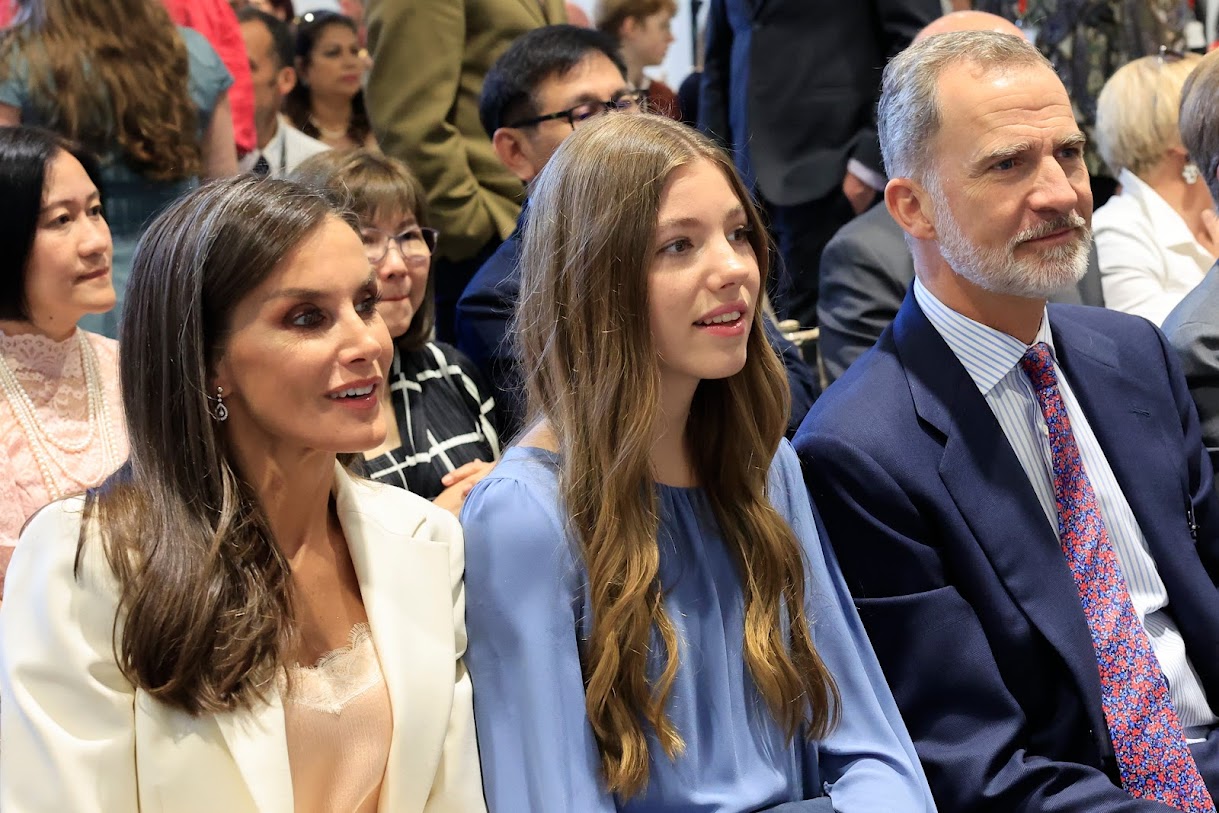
[{"x1": 796, "y1": 29, "x2": 1219, "y2": 812}]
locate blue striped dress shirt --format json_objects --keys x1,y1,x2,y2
[{"x1": 914, "y1": 279, "x2": 1217, "y2": 734}]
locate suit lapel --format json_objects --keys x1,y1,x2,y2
[
  {"x1": 333, "y1": 466, "x2": 457, "y2": 812},
  {"x1": 892, "y1": 294, "x2": 1107, "y2": 736},
  {"x1": 1049, "y1": 313, "x2": 1174, "y2": 558},
  {"x1": 214, "y1": 692, "x2": 293, "y2": 812}
]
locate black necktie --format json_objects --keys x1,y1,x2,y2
[{"x1": 252, "y1": 154, "x2": 270, "y2": 177}]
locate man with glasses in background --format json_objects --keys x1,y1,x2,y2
[{"x1": 454, "y1": 25, "x2": 641, "y2": 438}]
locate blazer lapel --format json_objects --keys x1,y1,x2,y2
[
  {"x1": 214, "y1": 692, "x2": 294, "y2": 813},
  {"x1": 333, "y1": 466, "x2": 458, "y2": 812},
  {"x1": 892, "y1": 294, "x2": 1108, "y2": 737}
]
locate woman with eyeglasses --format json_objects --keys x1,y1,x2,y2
[
  {"x1": 293, "y1": 149, "x2": 499, "y2": 515},
  {"x1": 284, "y1": 11, "x2": 375, "y2": 150}
]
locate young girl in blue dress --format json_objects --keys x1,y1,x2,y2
[{"x1": 460, "y1": 113, "x2": 936, "y2": 812}]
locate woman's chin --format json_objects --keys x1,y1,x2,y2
[{"x1": 378, "y1": 302, "x2": 414, "y2": 340}]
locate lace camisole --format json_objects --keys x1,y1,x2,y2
[
  {"x1": 282, "y1": 623, "x2": 393, "y2": 813},
  {"x1": 0, "y1": 328, "x2": 127, "y2": 549}
]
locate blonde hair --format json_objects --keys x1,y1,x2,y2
[
  {"x1": 516, "y1": 113, "x2": 839, "y2": 797},
  {"x1": 1095, "y1": 53, "x2": 1201, "y2": 178},
  {"x1": 594, "y1": 0, "x2": 677, "y2": 36}
]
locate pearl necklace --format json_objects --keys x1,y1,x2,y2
[{"x1": 0, "y1": 331, "x2": 119, "y2": 500}]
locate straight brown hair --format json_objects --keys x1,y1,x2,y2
[{"x1": 80, "y1": 176, "x2": 358, "y2": 714}]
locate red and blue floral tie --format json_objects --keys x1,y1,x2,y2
[{"x1": 1020, "y1": 342, "x2": 1214, "y2": 811}]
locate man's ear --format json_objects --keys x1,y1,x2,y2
[
  {"x1": 276, "y1": 65, "x2": 297, "y2": 97},
  {"x1": 885, "y1": 177, "x2": 937, "y2": 242},
  {"x1": 492, "y1": 127, "x2": 538, "y2": 183}
]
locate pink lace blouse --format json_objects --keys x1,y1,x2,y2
[{"x1": 0, "y1": 328, "x2": 127, "y2": 553}]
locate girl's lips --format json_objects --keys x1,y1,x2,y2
[{"x1": 695, "y1": 313, "x2": 748, "y2": 337}]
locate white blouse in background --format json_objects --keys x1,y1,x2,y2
[{"x1": 1092, "y1": 168, "x2": 1214, "y2": 325}]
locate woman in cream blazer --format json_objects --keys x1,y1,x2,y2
[{"x1": 0, "y1": 176, "x2": 486, "y2": 813}]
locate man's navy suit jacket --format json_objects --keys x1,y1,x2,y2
[{"x1": 794, "y1": 292, "x2": 1219, "y2": 812}]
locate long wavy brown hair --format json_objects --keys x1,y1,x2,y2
[
  {"x1": 516, "y1": 113, "x2": 840, "y2": 796},
  {"x1": 1, "y1": 0, "x2": 201, "y2": 181},
  {"x1": 80, "y1": 177, "x2": 357, "y2": 713}
]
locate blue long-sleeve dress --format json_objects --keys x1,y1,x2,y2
[{"x1": 460, "y1": 440, "x2": 936, "y2": 812}]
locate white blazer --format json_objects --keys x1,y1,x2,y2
[{"x1": 0, "y1": 464, "x2": 487, "y2": 813}]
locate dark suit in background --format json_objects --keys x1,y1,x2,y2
[
  {"x1": 796, "y1": 295, "x2": 1219, "y2": 811},
  {"x1": 1164, "y1": 263, "x2": 1219, "y2": 473},
  {"x1": 817, "y1": 203, "x2": 1107, "y2": 386},
  {"x1": 698, "y1": 0, "x2": 939, "y2": 328}
]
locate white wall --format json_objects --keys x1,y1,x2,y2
[{"x1": 568, "y1": 0, "x2": 704, "y2": 87}]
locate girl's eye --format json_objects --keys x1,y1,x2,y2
[
  {"x1": 728, "y1": 225, "x2": 752, "y2": 242},
  {"x1": 88, "y1": 205, "x2": 104, "y2": 218},
  {"x1": 662, "y1": 238, "x2": 692, "y2": 255}
]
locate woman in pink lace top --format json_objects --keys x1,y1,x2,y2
[{"x1": 0, "y1": 127, "x2": 126, "y2": 581}]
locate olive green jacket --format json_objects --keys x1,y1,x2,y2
[{"x1": 366, "y1": 0, "x2": 566, "y2": 261}]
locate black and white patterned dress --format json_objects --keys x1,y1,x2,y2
[{"x1": 363, "y1": 342, "x2": 499, "y2": 500}]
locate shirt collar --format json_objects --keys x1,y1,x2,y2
[
  {"x1": 1116, "y1": 167, "x2": 1208, "y2": 255},
  {"x1": 913, "y1": 277, "x2": 1055, "y2": 396}
]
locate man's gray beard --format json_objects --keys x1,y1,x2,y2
[{"x1": 934, "y1": 200, "x2": 1091, "y2": 299}]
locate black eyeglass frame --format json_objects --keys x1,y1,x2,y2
[
  {"x1": 361, "y1": 225, "x2": 440, "y2": 265},
  {"x1": 505, "y1": 90, "x2": 647, "y2": 130}
]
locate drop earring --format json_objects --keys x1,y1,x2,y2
[
  {"x1": 1183, "y1": 161, "x2": 1201, "y2": 185},
  {"x1": 210, "y1": 386, "x2": 229, "y2": 422}
]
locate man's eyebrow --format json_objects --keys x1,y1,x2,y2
[
  {"x1": 972, "y1": 131, "x2": 1088, "y2": 171},
  {"x1": 974, "y1": 141, "x2": 1033, "y2": 168},
  {"x1": 560, "y1": 93, "x2": 605, "y2": 108},
  {"x1": 1055, "y1": 131, "x2": 1088, "y2": 150}
]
